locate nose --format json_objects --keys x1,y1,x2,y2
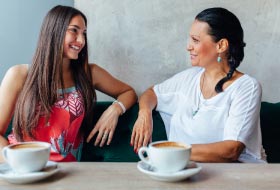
[
  {"x1": 77, "y1": 33, "x2": 85, "y2": 46},
  {"x1": 186, "y1": 43, "x2": 192, "y2": 51}
]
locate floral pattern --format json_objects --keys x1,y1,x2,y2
[{"x1": 8, "y1": 87, "x2": 85, "y2": 162}]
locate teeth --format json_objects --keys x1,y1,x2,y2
[{"x1": 71, "y1": 45, "x2": 80, "y2": 50}]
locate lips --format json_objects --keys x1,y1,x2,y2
[
  {"x1": 70, "y1": 45, "x2": 81, "y2": 51},
  {"x1": 190, "y1": 54, "x2": 197, "y2": 60},
  {"x1": 65, "y1": 44, "x2": 82, "y2": 59}
]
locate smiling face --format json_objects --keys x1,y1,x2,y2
[
  {"x1": 187, "y1": 20, "x2": 219, "y2": 67},
  {"x1": 63, "y1": 15, "x2": 87, "y2": 60}
]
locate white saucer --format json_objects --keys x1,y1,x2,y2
[
  {"x1": 0, "y1": 161, "x2": 59, "y2": 184},
  {"x1": 137, "y1": 161, "x2": 202, "y2": 182}
]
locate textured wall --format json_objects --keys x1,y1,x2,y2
[{"x1": 75, "y1": 0, "x2": 280, "y2": 103}]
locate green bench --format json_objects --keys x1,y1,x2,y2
[
  {"x1": 259, "y1": 102, "x2": 280, "y2": 163},
  {"x1": 82, "y1": 101, "x2": 280, "y2": 163},
  {"x1": 82, "y1": 102, "x2": 167, "y2": 162},
  {"x1": 5, "y1": 101, "x2": 280, "y2": 163}
]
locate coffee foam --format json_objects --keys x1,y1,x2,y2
[
  {"x1": 10, "y1": 143, "x2": 46, "y2": 150},
  {"x1": 152, "y1": 142, "x2": 188, "y2": 149}
]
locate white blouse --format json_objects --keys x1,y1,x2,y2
[{"x1": 154, "y1": 67, "x2": 267, "y2": 163}]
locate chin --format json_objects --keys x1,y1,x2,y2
[
  {"x1": 191, "y1": 62, "x2": 198, "y2": 67},
  {"x1": 65, "y1": 55, "x2": 79, "y2": 60}
]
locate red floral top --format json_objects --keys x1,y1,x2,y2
[{"x1": 8, "y1": 87, "x2": 85, "y2": 162}]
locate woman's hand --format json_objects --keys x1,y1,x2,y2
[
  {"x1": 0, "y1": 136, "x2": 9, "y2": 163},
  {"x1": 130, "y1": 109, "x2": 153, "y2": 152},
  {"x1": 86, "y1": 103, "x2": 122, "y2": 147}
]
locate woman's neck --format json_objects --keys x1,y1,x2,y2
[
  {"x1": 203, "y1": 66, "x2": 228, "y2": 82},
  {"x1": 61, "y1": 58, "x2": 75, "y2": 88},
  {"x1": 63, "y1": 58, "x2": 71, "y2": 72}
]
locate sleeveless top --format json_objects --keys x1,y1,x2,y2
[{"x1": 8, "y1": 87, "x2": 85, "y2": 162}]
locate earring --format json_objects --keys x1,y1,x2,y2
[{"x1": 217, "y1": 54, "x2": 222, "y2": 63}]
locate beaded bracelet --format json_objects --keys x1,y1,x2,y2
[{"x1": 113, "y1": 100, "x2": 126, "y2": 115}]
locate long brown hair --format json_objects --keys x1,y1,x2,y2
[{"x1": 13, "y1": 5, "x2": 96, "y2": 141}]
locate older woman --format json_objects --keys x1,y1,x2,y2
[{"x1": 131, "y1": 7, "x2": 266, "y2": 163}]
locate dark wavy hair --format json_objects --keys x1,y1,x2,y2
[
  {"x1": 195, "y1": 7, "x2": 246, "y2": 93},
  {"x1": 13, "y1": 5, "x2": 96, "y2": 140}
]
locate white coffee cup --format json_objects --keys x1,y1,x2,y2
[
  {"x1": 138, "y1": 141, "x2": 191, "y2": 173},
  {"x1": 2, "y1": 141, "x2": 51, "y2": 173}
]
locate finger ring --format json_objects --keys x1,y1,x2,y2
[{"x1": 103, "y1": 133, "x2": 108, "y2": 138}]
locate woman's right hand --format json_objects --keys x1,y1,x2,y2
[
  {"x1": 130, "y1": 109, "x2": 153, "y2": 153},
  {"x1": 0, "y1": 136, "x2": 9, "y2": 163},
  {"x1": 86, "y1": 103, "x2": 122, "y2": 147}
]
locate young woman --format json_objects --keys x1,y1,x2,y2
[
  {"x1": 0, "y1": 5, "x2": 137, "y2": 162},
  {"x1": 131, "y1": 7, "x2": 266, "y2": 163}
]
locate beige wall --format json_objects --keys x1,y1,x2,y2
[{"x1": 76, "y1": 0, "x2": 280, "y2": 102}]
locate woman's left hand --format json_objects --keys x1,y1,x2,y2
[{"x1": 86, "y1": 104, "x2": 122, "y2": 147}]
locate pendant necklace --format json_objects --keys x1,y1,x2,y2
[
  {"x1": 192, "y1": 72, "x2": 218, "y2": 117},
  {"x1": 192, "y1": 72, "x2": 205, "y2": 117}
]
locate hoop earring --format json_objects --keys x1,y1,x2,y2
[{"x1": 217, "y1": 54, "x2": 222, "y2": 63}]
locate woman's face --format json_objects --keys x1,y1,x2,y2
[
  {"x1": 63, "y1": 15, "x2": 86, "y2": 60},
  {"x1": 187, "y1": 20, "x2": 218, "y2": 67}
]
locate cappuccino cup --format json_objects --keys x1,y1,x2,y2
[
  {"x1": 2, "y1": 141, "x2": 51, "y2": 173},
  {"x1": 138, "y1": 141, "x2": 191, "y2": 173}
]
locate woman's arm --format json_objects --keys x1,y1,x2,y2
[
  {"x1": 86, "y1": 64, "x2": 137, "y2": 146},
  {"x1": 131, "y1": 87, "x2": 157, "y2": 152},
  {"x1": 90, "y1": 64, "x2": 137, "y2": 110},
  {"x1": 0, "y1": 64, "x2": 28, "y2": 161},
  {"x1": 191, "y1": 140, "x2": 245, "y2": 162}
]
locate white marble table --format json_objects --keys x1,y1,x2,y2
[{"x1": 0, "y1": 162, "x2": 279, "y2": 190}]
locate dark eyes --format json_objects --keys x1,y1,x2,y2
[
  {"x1": 68, "y1": 28, "x2": 87, "y2": 36},
  {"x1": 192, "y1": 37, "x2": 199, "y2": 43},
  {"x1": 68, "y1": 28, "x2": 78, "y2": 33}
]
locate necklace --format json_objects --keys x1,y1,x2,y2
[
  {"x1": 192, "y1": 72, "x2": 218, "y2": 117},
  {"x1": 192, "y1": 72, "x2": 205, "y2": 117},
  {"x1": 192, "y1": 70, "x2": 229, "y2": 117}
]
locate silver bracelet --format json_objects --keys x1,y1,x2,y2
[{"x1": 113, "y1": 100, "x2": 126, "y2": 115}]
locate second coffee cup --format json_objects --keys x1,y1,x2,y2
[{"x1": 138, "y1": 141, "x2": 191, "y2": 173}]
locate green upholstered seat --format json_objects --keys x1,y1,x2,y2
[
  {"x1": 5, "y1": 101, "x2": 280, "y2": 162},
  {"x1": 260, "y1": 102, "x2": 280, "y2": 163},
  {"x1": 81, "y1": 102, "x2": 167, "y2": 162}
]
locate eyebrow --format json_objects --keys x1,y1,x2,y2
[
  {"x1": 190, "y1": 34, "x2": 200, "y2": 38},
  {"x1": 69, "y1": 25, "x2": 87, "y2": 31}
]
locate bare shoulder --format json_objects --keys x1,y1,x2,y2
[
  {"x1": 88, "y1": 63, "x2": 98, "y2": 78},
  {"x1": 88, "y1": 63, "x2": 103, "y2": 73},
  {"x1": 6, "y1": 64, "x2": 28, "y2": 78},
  {"x1": 88, "y1": 63, "x2": 111, "y2": 78},
  {"x1": 1, "y1": 64, "x2": 28, "y2": 89}
]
